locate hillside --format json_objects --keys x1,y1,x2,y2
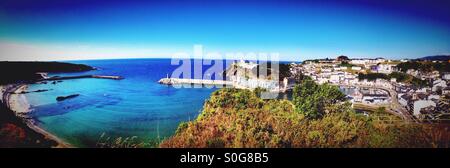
[
  {"x1": 0, "y1": 101, "x2": 57, "y2": 147},
  {"x1": 161, "y1": 86, "x2": 449, "y2": 148},
  {"x1": 416, "y1": 55, "x2": 450, "y2": 61},
  {"x1": 0, "y1": 61, "x2": 95, "y2": 84}
]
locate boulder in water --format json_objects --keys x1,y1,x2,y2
[{"x1": 56, "y1": 94, "x2": 80, "y2": 102}]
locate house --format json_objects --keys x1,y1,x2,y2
[
  {"x1": 329, "y1": 74, "x2": 340, "y2": 84},
  {"x1": 349, "y1": 58, "x2": 385, "y2": 65},
  {"x1": 415, "y1": 87, "x2": 430, "y2": 93},
  {"x1": 317, "y1": 77, "x2": 328, "y2": 84},
  {"x1": 362, "y1": 94, "x2": 390, "y2": 104},
  {"x1": 370, "y1": 65, "x2": 378, "y2": 71},
  {"x1": 351, "y1": 66, "x2": 362, "y2": 71},
  {"x1": 375, "y1": 57, "x2": 386, "y2": 63},
  {"x1": 413, "y1": 100, "x2": 436, "y2": 116},
  {"x1": 443, "y1": 87, "x2": 450, "y2": 95},
  {"x1": 428, "y1": 94, "x2": 440, "y2": 101},
  {"x1": 443, "y1": 73, "x2": 450, "y2": 80},
  {"x1": 398, "y1": 94, "x2": 410, "y2": 107},
  {"x1": 333, "y1": 67, "x2": 342, "y2": 71},
  {"x1": 377, "y1": 64, "x2": 395, "y2": 74},
  {"x1": 432, "y1": 79, "x2": 447, "y2": 92},
  {"x1": 406, "y1": 69, "x2": 419, "y2": 78}
]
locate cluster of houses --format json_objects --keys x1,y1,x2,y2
[
  {"x1": 350, "y1": 87, "x2": 391, "y2": 104},
  {"x1": 405, "y1": 69, "x2": 442, "y2": 80},
  {"x1": 292, "y1": 57, "x2": 395, "y2": 105},
  {"x1": 392, "y1": 59, "x2": 450, "y2": 120},
  {"x1": 396, "y1": 76, "x2": 450, "y2": 120},
  {"x1": 181, "y1": 57, "x2": 448, "y2": 121},
  {"x1": 298, "y1": 61, "x2": 360, "y2": 85},
  {"x1": 291, "y1": 56, "x2": 449, "y2": 121},
  {"x1": 296, "y1": 56, "x2": 398, "y2": 85}
]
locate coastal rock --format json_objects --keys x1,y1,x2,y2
[
  {"x1": 19, "y1": 89, "x2": 51, "y2": 94},
  {"x1": 56, "y1": 94, "x2": 80, "y2": 102},
  {"x1": 33, "y1": 89, "x2": 50, "y2": 93},
  {"x1": 158, "y1": 78, "x2": 173, "y2": 85}
]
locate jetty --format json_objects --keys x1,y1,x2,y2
[
  {"x1": 40, "y1": 75, "x2": 123, "y2": 81},
  {"x1": 158, "y1": 77, "x2": 232, "y2": 86}
]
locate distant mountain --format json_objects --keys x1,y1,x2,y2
[{"x1": 416, "y1": 55, "x2": 450, "y2": 61}]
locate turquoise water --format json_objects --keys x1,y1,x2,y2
[{"x1": 25, "y1": 59, "x2": 219, "y2": 147}]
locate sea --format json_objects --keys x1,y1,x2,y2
[{"x1": 25, "y1": 59, "x2": 227, "y2": 147}]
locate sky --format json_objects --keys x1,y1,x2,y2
[{"x1": 0, "y1": 0, "x2": 449, "y2": 61}]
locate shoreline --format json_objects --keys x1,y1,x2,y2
[{"x1": 2, "y1": 84, "x2": 73, "y2": 148}]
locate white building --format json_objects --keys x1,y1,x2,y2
[
  {"x1": 349, "y1": 58, "x2": 385, "y2": 65},
  {"x1": 351, "y1": 66, "x2": 362, "y2": 71},
  {"x1": 416, "y1": 87, "x2": 429, "y2": 93},
  {"x1": 428, "y1": 94, "x2": 440, "y2": 101},
  {"x1": 406, "y1": 69, "x2": 419, "y2": 77},
  {"x1": 413, "y1": 100, "x2": 436, "y2": 116},
  {"x1": 398, "y1": 93, "x2": 408, "y2": 107},
  {"x1": 432, "y1": 79, "x2": 447, "y2": 92},
  {"x1": 377, "y1": 64, "x2": 395, "y2": 74},
  {"x1": 443, "y1": 73, "x2": 450, "y2": 80},
  {"x1": 329, "y1": 74, "x2": 340, "y2": 84}
]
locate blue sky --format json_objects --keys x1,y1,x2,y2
[{"x1": 0, "y1": 0, "x2": 449, "y2": 61}]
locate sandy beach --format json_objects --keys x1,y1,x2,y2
[
  {"x1": 1, "y1": 84, "x2": 72, "y2": 148},
  {"x1": 8, "y1": 85, "x2": 31, "y2": 114}
]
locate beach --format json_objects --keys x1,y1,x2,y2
[{"x1": 1, "y1": 84, "x2": 72, "y2": 148}]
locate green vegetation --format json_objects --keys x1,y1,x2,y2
[
  {"x1": 353, "y1": 104, "x2": 402, "y2": 122},
  {"x1": 358, "y1": 73, "x2": 388, "y2": 81},
  {"x1": 396, "y1": 61, "x2": 449, "y2": 73},
  {"x1": 292, "y1": 72, "x2": 312, "y2": 84},
  {"x1": 278, "y1": 63, "x2": 292, "y2": 81},
  {"x1": 256, "y1": 63, "x2": 292, "y2": 81},
  {"x1": 380, "y1": 60, "x2": 402, "y2": 65},
  {"x1": 338, "y1": 62, "x2": 355, "y2": 68},
  {"x1": 358, "y1": 72, "x2": 429, "y2": 87},
  {"x1": 161, "y1": 86, "x2": 449, "y2": 148},
  {"x1": 96, "y1": 133, "x2": 161, "y2": 148},
  {"x1": 292, "y1": 79, "x2": 346, "y2": 119},
  {"x1": 389, "y1": 72, "x2": 429, "y2": 87}
]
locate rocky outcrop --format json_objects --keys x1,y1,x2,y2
[{"x1": 56, "y1": 94, "x2": 80, "y2": 102}]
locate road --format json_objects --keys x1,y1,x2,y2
[{"x1": 337, "y1": 83, "x2": 417, "y2": 123}]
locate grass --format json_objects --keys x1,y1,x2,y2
[{"x1": 96, "y1": 132, "x2": 162, "y2": 148}]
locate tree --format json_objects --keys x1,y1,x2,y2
[
  {"x1": 337, "y1": 55, "x2": 350, "y2": 62},
  {"x1": 292, "y1": 79, "x2": 346, "y2": 119},
  {"x1": 278, "y1": 63, "x2": 292, "y2": 81},
  {"x1": 255, "y1": 63, "x2": 292, "y2": 81}
]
